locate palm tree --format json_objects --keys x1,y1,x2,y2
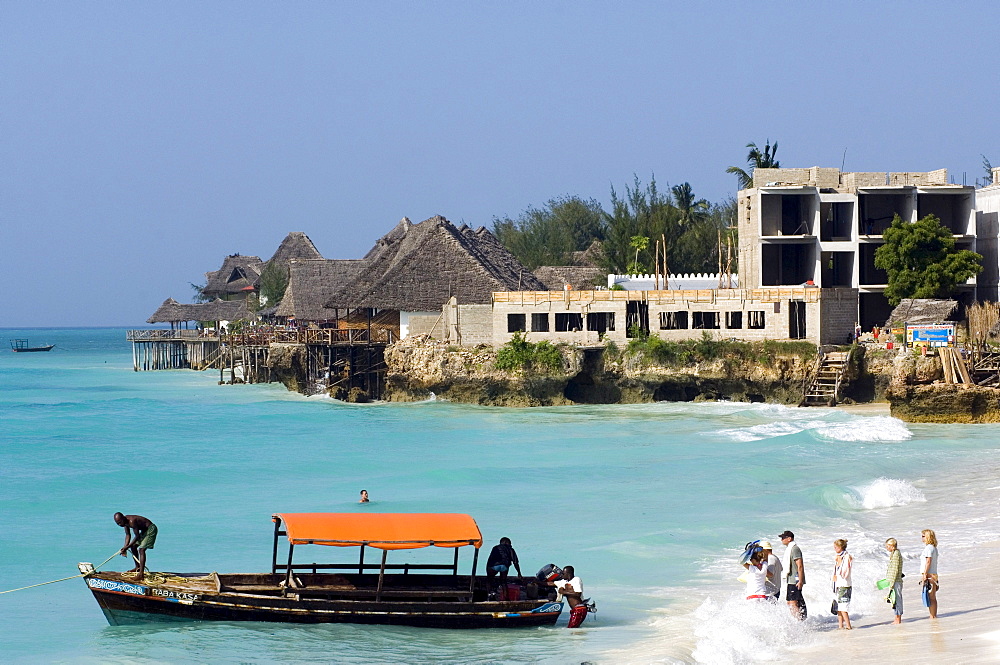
[
  {"x1": 726, "y1": 140, "x2": 780, "y2": 190},
  {"x1": 671, "y1": 182, "x2": 709, "y2": 226}
]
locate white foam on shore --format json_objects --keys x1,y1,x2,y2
[
  {"x1": 716, "y1": 415, "x2": 911, "y2": 443},
  {"x1": 813, "y1": 416, "x2": 912, "y2": 442},
  {"x1": 853, "y1": 477, "x2": 926, "y2": 510},
  {"x1": 690, "y1": 594, "x2": 818, "y2": 664},
  {"x1": 715, "y1": 420, "x2": 828, "y2": 442}
]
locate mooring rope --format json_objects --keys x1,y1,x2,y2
[{"x1": 0, "y1": 551, "x2": 120, "y2": 596}]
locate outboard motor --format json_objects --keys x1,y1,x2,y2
[{"x1": 536, "y1": 563, "x2": 563, "y2": 584}]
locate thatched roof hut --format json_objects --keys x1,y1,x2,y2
[
  {"x1": 323, "y1": 216, "x2": 545, "y2": 311},
  {"x1": 147, "y1": 298, "x2": 252, "y2": 324},
  {"x1": 570, "y1": 240, "x2": 605, "y2": 268},
  {"x1": 275, "y1": 259, "x2": 367, "y2": 321},
  {"x1": 203, "y1": 254, "x2": 264, "y2": 299},
  {"x1": 533, "y1": 266, "x2": 606, "y2": 291},
  {"x1": 267, "y1": 232, "x2": 323, "y2": 266},
  {"x1": 884, "y1": 299, "x2": 961, "y2": 327}
]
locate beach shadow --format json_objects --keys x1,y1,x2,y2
[
  {"x1": 853, "y1": 603, "x2": 1000, "y2": 629},
  {"x1": 935, "y1": 604, "x2": 1000, "y2": 619},
  {"x1": 854, "y1": 619, "x2": 897, "y2": 629}
]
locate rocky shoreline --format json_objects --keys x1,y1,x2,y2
[
  {"x1": 265, "y1": 335, "x2": 1000, "y2": 423},
  {"x1": 382, "y1": 336, "x2": 828, "y2": 407}
]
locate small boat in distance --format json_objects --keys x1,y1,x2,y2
[
  {"x1": 81, "y1": 512, "x2": 565, "y2": 628},
  {"x1": 10, "y1": 339, "x2": 54, "y2": 352}
]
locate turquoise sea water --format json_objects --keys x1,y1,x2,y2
[{"x1": 2, "y1": 328, "x2": 999, "y2": 664}]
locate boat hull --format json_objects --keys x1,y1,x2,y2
[
  {"x1": 11, "y1": 345, "x2": 54, "y2": 352},
  {"x1": 85, "y1": 575, "x2": 563, "y2": 629}
]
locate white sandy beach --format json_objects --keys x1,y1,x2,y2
[
  {"x1": 835, "y1": 402, "x2": 892, "y2": 415},
  {"x1": 788, "y1": 540, "x2": 1000, "y2": 663}
]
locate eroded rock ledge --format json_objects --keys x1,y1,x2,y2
[
  {"x1": 382, "y1": 335, "x2": 816, "y2": 407},
  {"x1": 887, "y1": 384, "x2": 1000, "y2": 423}
]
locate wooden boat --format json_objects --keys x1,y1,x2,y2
[
  {"x1": 10, "y1": 339, "x2": 54, "y2": 352},
  {"x1": 81, "y1": 513, "x2": 564, "y2": 628}
]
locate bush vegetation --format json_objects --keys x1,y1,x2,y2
[
  {"x1": 624, "y1": 331, "x2": 815, "y2": 368},
  {"x1": 494, "y1": 332, "x2": 564, "y2": 372}
]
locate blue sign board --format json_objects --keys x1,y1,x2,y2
[{"x1": 906, "y1": 324, "x2": 955, "y2": 347}]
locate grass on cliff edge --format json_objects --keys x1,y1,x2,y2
[
  {"x1": 617, "y1": 331, "x2": 816, "y2": 368},
  {"x1": 494, "y1": 332, "x2": 564, "y2": 372}
]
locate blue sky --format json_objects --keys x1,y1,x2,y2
[{"x1": 3, "y1": 2, "x2": 998, "y2": 326}]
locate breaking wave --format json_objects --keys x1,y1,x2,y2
[
  {"x1": 816, "y1": 477, "x2": 926, "y2": 512},
  {"x1": 716, "y1": 415, "x2": 911, "y2": 443}
]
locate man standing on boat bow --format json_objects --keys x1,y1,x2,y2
[{"x1": 114, "y1": 513, "x2": 157, "y2": 581}]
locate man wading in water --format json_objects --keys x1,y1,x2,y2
[{"x1": 114, "y1": 513, "x2": 157, "y2": 581}]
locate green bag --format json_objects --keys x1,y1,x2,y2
[
  {"x1": 885, "y1": 588, "x2": 897, "y2": 608},
  {"x1": 876, "y1": 578, "x2": 890, "y2": 590}
]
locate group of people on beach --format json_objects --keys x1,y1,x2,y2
[{"x1": 741, "y1": 528, "x2": 940, "y2": 628}]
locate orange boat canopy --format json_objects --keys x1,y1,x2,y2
[{"x1": 272, "y1": 513, "x2": 483, "y2": 551}]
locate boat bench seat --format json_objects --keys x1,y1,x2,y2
[{"x1": 293, "y1": 587, "x2": 473, "y2": 600}]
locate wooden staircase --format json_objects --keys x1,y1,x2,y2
[{"x1": 801, "y1": 349, "x2": 852, "y2": 406}]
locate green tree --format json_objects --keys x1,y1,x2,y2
[
  {"x1": 671, "y1": 182, "x2": 709, "y2": 227},
  {"x1": 189, "y1": 281, "x2": 211, "y2": 303},
  {"x1": 672, "y1": 196, "x2": 739, "y2": 275},
  {"x1": 628, "y1": 235, "x2": 649, "y2": 274},
  {"x1": 603, "y1": 176, "x2": 681, "y2": 274},
  {"x1": 726, "y1": 140, "x2": 780, "y2": 190},
  {"x1": 492, "y1": 196, "x2": 608, "y2": 269},
  {"x1": 258, "y1": 261, "x2": 290, "y2": 308},
  {"x1": 874, "y1": 214, "x2": 983, "y2": 306}
]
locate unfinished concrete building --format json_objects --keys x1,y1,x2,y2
[
  {"x1": 737, "y1": 167, "x2": 976, "y2": 329},
  {"x1": 975, "y1": 167, "x2": 1000, "y2": 302},
  {"x1": 443, "y1": 287, "x2": 858, "y2": 348}
]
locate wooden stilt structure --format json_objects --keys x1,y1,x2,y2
[{"x1": 126, "y1": 327, "x2": 393, "y2": 399}]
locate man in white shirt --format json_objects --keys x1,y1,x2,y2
[
  {"x1": 549, "y1": 565, "x2": 588, "y2": 627},
  {"x1": 779, "y1": 530, "x2": 807, "y2": 619}
]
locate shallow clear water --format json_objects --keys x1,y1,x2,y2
[{"x1": 1, "y1": 328, "x2": 998, "y2": 663}]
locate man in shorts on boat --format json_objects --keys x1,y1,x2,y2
[
  {"x1": 779, "y1": 530, "x2": 807, "y2": 619},
  {"x1": 114, "y1": 512, "x2": 157, "y2": 582},
  {"x1": 548, "y1": 565, "x2": 589, "y2": 627},
  {"x1": 486, "y1": 537, "x2": 523, "y2": 587}
]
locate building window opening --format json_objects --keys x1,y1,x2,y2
[
  {"x1": 726, "y1": 311, "x2": 743, "y2": 329},
  {"x1": 820, "y1": 201, "x2": 854, "y2": 241},
  {"x1": 789, "y1": 301, "x2": 807, "y2": 340},
  {"x1": 531, "y1": 313, "x2": 550, "y2": 332},
  {"x1": 659, "y1": 311, "x2": 689, "y2": 330},
  {"x1": 747, "y1": 311, "x2": 766, "y2": 329},
  {"x1": 555, "y1": 313, "x2": 584, "y2": 332},
  {"x1": 507, "y1": 314, "x2": 526, "y2": 333},
  {"x1": 692, "y1": 312, "x2": 720, "y2": 329},
  {"x1": 859, "y1": 192, "x2": 908, "y2": 236},
  {"x1": 586, "y1": 312, "x2": 615, "y2": 334},
  {"x1": 625, "y1": 301, "x2": 650, "y2": 338}
]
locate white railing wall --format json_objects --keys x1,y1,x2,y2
[{"x1": 607, "y1": 273, "x2": 739, "y2": 290}]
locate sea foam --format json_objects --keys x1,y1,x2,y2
[
  {"x1": 716, "y1": 415, "x2": 911, "y2": 443},
  {"x1": 690, "y1": 595, "x2": 817, "y2": 664},
  {"x1": 813, "y1": 416, "x2": 912, "y2": 443},
  {"x1": 816, "y1": 477, "x2": 925, "y2": 512},
  {"x1": 853, "y1": 477, "x2": 926, "y2": 509}
]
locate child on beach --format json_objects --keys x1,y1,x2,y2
[{"x1": 832, "y1": 539, "x2": 853, "y2": 629}]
